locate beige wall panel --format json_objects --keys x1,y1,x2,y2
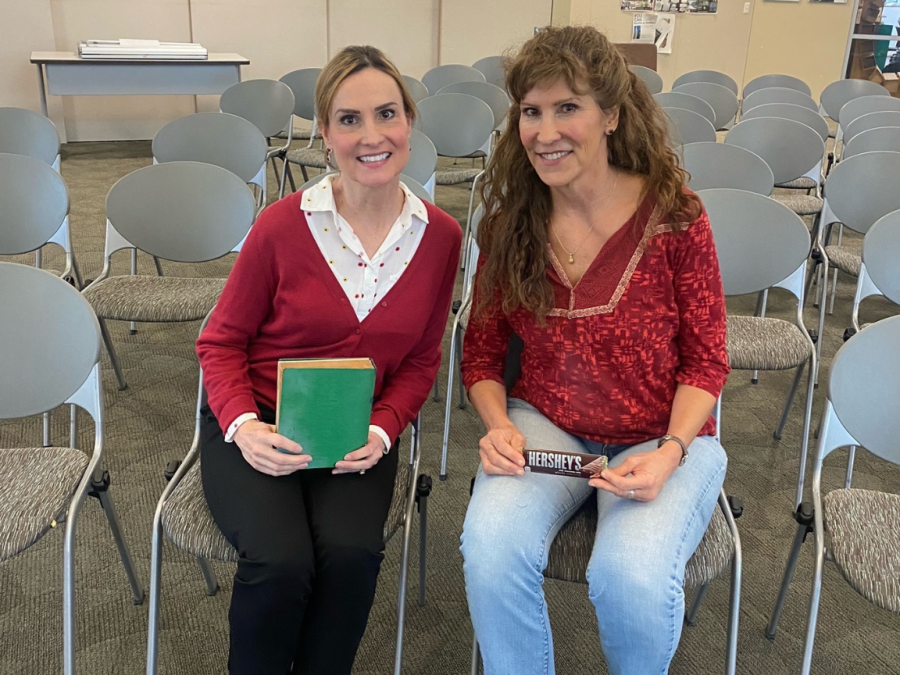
[
  {"x1": 744, "y1": 1, "x2": 853, "y2": 101},
  {"x1": 440, "y1": 0, "x2": 553, "y2": 66},
  {"x1": 190, "y1": 0, "x2": 328, "y2": 114},
  {"x1": 328, "y1": 0, "x2": 438, "y2": 79},
  {"x1": 49, "y1": 0, "x2": 194, "y2": 141}
]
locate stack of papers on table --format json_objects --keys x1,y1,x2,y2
[{"x1": 78, "y1": 40, "x2": 208, "y2": 60}]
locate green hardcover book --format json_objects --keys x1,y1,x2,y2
[{"x1": 276, "y1": 357, "x2": 376, "y2": 469}]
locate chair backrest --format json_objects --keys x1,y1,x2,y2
[
  {"x1": 472, "y1": 56, "x2": 505, "y2": 89},
  {"x1": 673, "y1": 69, "x2": 738, "y2": 95},
  {"x1": 699, "y1": 188, "x2": 810, "y2": 298},
  {"x1": 416, "y1": 93, "x2": 495, "y2": 157},
  {"x1": 404, "y1": 128, "x2": 437, "y2": 188},
  {"x1": 682, "y1": 142, "x2": 774, "y2": 195},
  {"x1": 842, "y1": 127, "x2": 900, "y2": 160},
  {"x1": 742, "y1": 87, "x2": 819, "y2": 114},
  {"x1": 838, "y1": 94, "x2": 900, "y2": 132},
  {"x1": 724, "y1": 117, "x2": 824, "y2": 185},
  {"x1": 0, "y1": 107, "x2": 61, "y2": 167},
  {"x1": 739, "y1": 102, "x2": 830, "y2": 143},
  {"x1": 862, "y1": 209, "x2": 900, "y2": 306},
  {"x1": 421, "y1": 64, "x2": 485, "y2": 95},
  {"x1": 663, "y1": 107, "x2": 717, "y2": 145},
  {"x1": 0, "y1": 262, "x2": 100, "y2": 420},
  {"x1": 826, "y1": 314, "x2": 900, "y2": 465},
  {"x1": 653, "y1": 92, "x2": 716, "y2": 125},
  {"x1": 0, "y1": 153, "x2": 69, "y2": 255},
  {"x1": 820, "y1": 78, "x2": 890, "y2": 121},
  {"x1": 674, "y1": 82, "x2": 739, "y2": 129},
  {"x1": 279, "y1": 68, "x2": 322, "y2": 122},
  {"x1": 152, "y1": 112, "x2": 268, "y2": 184},
  {"x1": 742, "y1": 74, "x2": 811, "y2": 99},
  {"x1": 401, "y1": 75, "x2": 429, "y2": 103},
  {"x1": 219, "y1": 79, "x2": 295, "y2": 138},
  {"x1": 435, "y1": 80, "x2": 510, "y2": 131},
  {"x1": 298, "y1": 172, "x2": 433, "y2": 204},
  {"x1": 821, "y1": 151, "x2": 900, "y2": 235},
  {"x1": 630, "y1": 65, "x2": 663, "y2": 95},
  {"x1": 105, "y1": 161, "x2": 256, "y2": 262},
  {"x1": 843, "y1": 110, "x2": 900, "y2": 147}
]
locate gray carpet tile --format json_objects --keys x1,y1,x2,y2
[{"x1": 1, "y1": 144, "x2": 899, "y2": 675}]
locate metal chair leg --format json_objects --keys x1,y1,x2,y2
[
  {"x1": 69, "y1": 405, "x2": 78, "y2": 449},
  {"x1": 844, "y1": 446, "x2": 856, "y2": 489},
  {"x1": 98, "y1": 317, "x2": 127, "y2": 390},
  {"x1": 418, "y1": 476, "x2": 430, "y2": 607},
  {"x1": 197, "y1": 557, "x2": 219, "y2": 596},
  {"x1": 795, "y1": 355, "x2": 817, "y2": 508},
  {"x1": 432, "y1": 377, "x2": 440, "y2": 402},
  {"x1": 393, "y1": 450, "x2": 421, "y2": 675},
  {"x1": 440, "y1": 325, "x2": 460, "y2": 481},
  {"x1": 147, "y1": 500, "x2": 166, "y2": 675},
  {"x1": 751, "y1": 289, "x2": 768, "y2": 384},
  {"x1": 685, "y1": 583, "x2": 709, "y2": 626},
  {"x1": 153, "y1": 256, "x2": 164, "y2": 277},
  {"x1": 457, "y1": 331, "x2": 466, "y2": 411},
  {"x1": 43, "y1": 411, "x2": 51, "y2": 447},
  {"x1": 91, "y1": 469, "x2": 144, "y2": 604},
  {"x1": 130, "y1": 250, "x2": 138, "y2": 335},
  {"x1": 800, "y1": 529, "x2": 826, "y2": 675},
  {"x1": 470, "y1": 634, "x2": 481, "y2": 675},
  {"x1": 766, "y1": 506, "x2": 813, "y2": 640},
  {"x1": 71, "y1": 256, "x2": 84, "y2": 290},
  {"x1": 774, "y1": 361, "x2": 805, "y2": 441}
]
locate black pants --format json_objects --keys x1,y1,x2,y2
[{"x1": 200, "y1": 404, "x2": 399, "y2": 675}]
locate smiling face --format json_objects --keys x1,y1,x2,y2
[
  {"x1": 518, "y1": 79, "x2": 618, "y2": 190},
  {"x1": 320, "y1": 67, "x2": 412, "y2": 189}
]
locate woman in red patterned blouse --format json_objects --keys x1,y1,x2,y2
[{"x1": 459, "y1": 26, "x2": 730, "y2": 675}]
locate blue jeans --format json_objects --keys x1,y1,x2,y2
[{"x1": 460, "y1": 399, "x2": 727, "y2": 675}]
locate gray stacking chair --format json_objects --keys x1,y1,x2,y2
[
  {"x1": 848, "y1": 209, "x2": 900, "y2": 334},
  {"x1": 766, "y1": 314, "x2": 900, "y2": 675},
  {"x1": 401, "y1": 74, "x2": 429, "y2": 103},
  {"x1": 741, "y1": 87, "x2": 819, "y2": 115},
  {"x1": 663, "y1": 107, "x2": 717, "y2": 146},
  {"x1": 219, "y1": 79, "x2": 295, "y2": 195},
  {"x1": 0, "y1": 262, "x2": 143, "y2": 675},
  {"x1": 436, "y1": 80, "x2": 510, "y2": 136},
  {"x1": 472, "y1": 55, "x2": 505, "y2": 89},
  {"x1": 842, "y1": 126, "x2": 900, "y2": 160},
  {"x1": 0, "y1": 106, "x2": 61, "y2": 170},
  {"x1": 147, "y1": 350, "x2": 432, "y2": 675},
  {"x1": 674, "y1": 81, "x2": 739, "y2": 130},
  {"x1": 421, "y1": 63, "x2": 485, "y2": 94},
  {"x1": 405, "y1": 128, "x2": 438, "y2": 197},
  {"x1": 699, "y1": 188, "x2": 817, "y2": 509},
  {"x1": 629, "y1": 64, "x2": 663, "y2": 94},
  {"x1": 842, "y1": 110, "x2": 900, "y2": 148},
  {"x1": 279, "y1": 68, "x2": 326, "y2": 194},
  {"x1": 739, "y1": 103, "x2": 830, "y2": 144},
  {"x1": 742, "y1": 74, "x2": 812, "y2": 99},
  {"x1": 682, "y1": 142, "x2": 774, "y2": 195},
  {"x1": 836, "y1": 94, "x2": 900, "y2": 149},
  {"x1": 81, "y1": 162, "x2": 256, "y2": 391},
  {"x1": 819, "y1": 78, "x2": 890, "y2": 124},
  {"x1": 725, "y1": 117, "x2": 825, "y2": 216},
  {"x1": 152, "y1": 112, "x2": 269, "y2": 214},
  {"x1": 673, "y1": 69, "x2": 739, "y2": 95},
  {"x1": 654, "y1": 91, "x2": 717, "y2": 126}
]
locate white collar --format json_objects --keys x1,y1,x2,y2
[{"x1": 301, "y1": 173, "x2": 429, "y2": 225}]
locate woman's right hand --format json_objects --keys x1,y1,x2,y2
[
  {"x1": 232, "y1": 420, "x2": 312, "y2": 476},
  {"x1": 479, "y1": 423, "x2": 527, "y2": 476}
]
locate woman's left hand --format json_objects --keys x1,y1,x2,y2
[
  {"x1": 333, "y1": 431, "x2": 387, "y2": 475},
  {"x1": 588, "y1": 445, "x2": 682, "y2": 502}
]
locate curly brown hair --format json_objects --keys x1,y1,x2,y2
[{"x1": 476, "y1": 25, "x2": 700, "y2": 321}]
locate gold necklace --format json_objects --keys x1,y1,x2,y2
[{"x1": 552, "y1": 172, "x2": 619, "y2": 265}]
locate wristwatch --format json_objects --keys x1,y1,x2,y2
[{"x1": 658, "y1": 434, "x2": 688, "y2": 466}]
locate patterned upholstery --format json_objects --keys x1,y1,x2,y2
[
  {"x1": 823, "y1": 489, "x2": 900, "y2": 614},
  {"x1": 286, "y1": 147, "x2": 326, "y2": 169},
  {"x1": 726, "y1": 315, "x2": 811, "y2": 371},
  {"x1": 161, "y1": 455, "x2": 414, "y2": 562},
  {"x1": 435, "y1": 168, "x2": 482, "y2": 186},
  {"x1": 83, "y1": 276, "x2": 226, "y2": 322},
  {"x1": 824, "y1": 244, "x2": 862, "y2": 277},
  {"x1": 274, "y1": 130, "x2": 313, "y2": 141},
  {"x1": 0, "y1": 447, "x2": 89, "y2": 562},
  {"x1": 543, "y1": 496, "x2": 733, "y2": 589},
  {"x1": 776, "y1": 177, "x2": 818, "y2": 190},
  {"x1": 772, "y1": 192, "x2": 824, "y2": 216}
]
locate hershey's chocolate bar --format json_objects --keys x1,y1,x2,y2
[{"x1": 523, "y1": 449, "x2": 608, "y2": 479}]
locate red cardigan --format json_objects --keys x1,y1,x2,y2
[
  {"x1": 461, "y1": 194, "x2": 730, "y2": 446},
  {"x1": 197, "y1": 190, "x2": 462, "y2": 444}
]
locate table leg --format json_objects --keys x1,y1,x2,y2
[{"x1": 37, "y1": 64, "x2": 49, "y2": 117}]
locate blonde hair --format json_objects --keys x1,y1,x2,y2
[
  {"x1": 476, "y1": 25, "x2": 700, "y2": 321},
  {"x1": 315, "y1": 46, "x2": 417, "y2": 129}
]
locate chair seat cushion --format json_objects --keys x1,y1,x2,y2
[
  {"x1": 435, "y1": 168, "x2": 482, "y2": 185},
  {"x1": 824, "y1": 488, "x2": 900, "y2": 614},
  {"x1": 83, "y1": 276, "x2": 226, "y2": 322},
  {"x1": 543, "y1": 496, "x2": 733, "y2": 588},
  {"x1": 776, "y1": 177, "x2": 818, "y2": 190},
  {"x1": 824, "y1": 244, "x2": 862, "y2": 277},
  {"x1": 726, "y1": 315, "x2": 811, "y2": 371},
  {"x1": 772, "y1": 192, "x2": 824, "y2": 216},
  {"x1": 286, "y1": 147, "x2": 326, "y2": 168},
  {"x1": 274, "y1": 129, "x2": 313, "y2": 141},
  {"x1": 162, "y1": 454, "x2": 414, "y2": 562},
  {"x1": 0, "y1": 448, "x2": 89, "y2": 562}
]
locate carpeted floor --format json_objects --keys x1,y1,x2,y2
[{"x1": 1, "y1": 141, "x2": 898, "y2": 675}]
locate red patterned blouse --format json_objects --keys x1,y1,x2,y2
[{"x1": 460, "y1": 193, "x2": 730, "y2": 446}]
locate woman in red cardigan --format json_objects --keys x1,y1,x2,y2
[
  {"x1": 459, "y1": 27, "x2": 730, "y2": 675},
  {"x1": 197, "y1": 46, "x2": 460, "y2": 675}
]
